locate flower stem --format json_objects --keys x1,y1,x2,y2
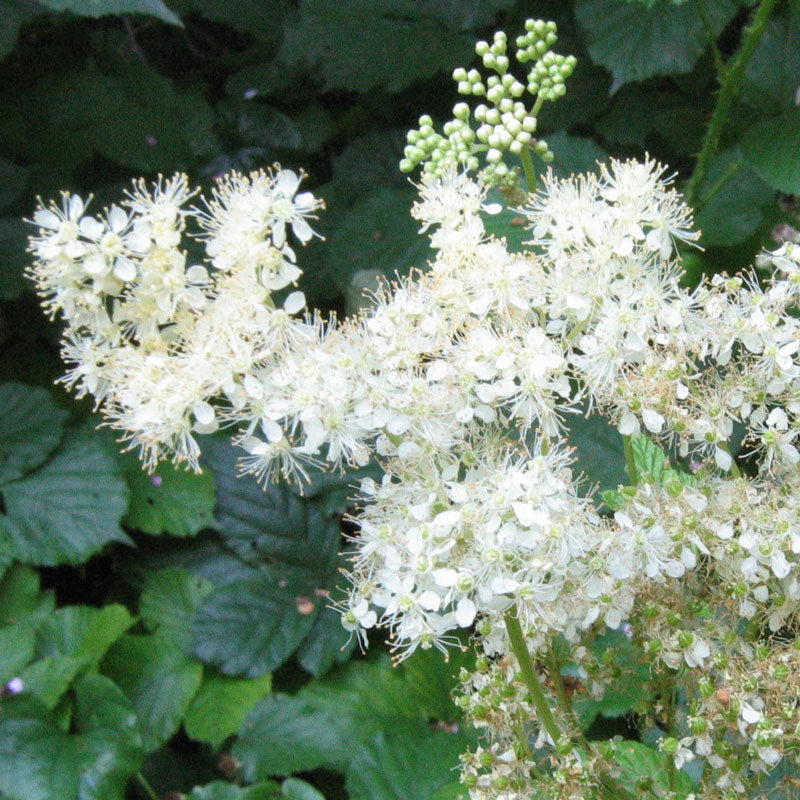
[
  {"x1": 685, "y1": 0, "x2": 778, "y2": 205},
  {"x1": 504, "y1": 609, "x2": 561, "y2": 743},
  {"x1": 504, "y1": 607, "x2": 639, "y2": 800},
  {"x1": 520, "y1": 147, "x2": 537, "y2": 193},
  {"x1": 136, "y1": 773, "x2": 160, "y2": 800}
]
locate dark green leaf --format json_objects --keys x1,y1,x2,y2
[
  {"x1": 296, "y1": 604, "x2": 357, "y2": 678},
  {"x1": 192, "y1": 572, "x2": 319, "y2": 677},
  {"x1": 694, "y1": 149, "x2": 775, "y2": 246},
  {"x1": 0, "y1": 0, "x2": 47, "y2": 60},
  {"x1": 169, "y1": 0, "x2": 290, "y2": 42},
  {"x1": 567, "y1": 413, "x2": 627, "y2": 495},
  {"x1": 345, "y1": 730, "x2": 469, "y2": 800},
  {"x1": 540, "y1": 131, "x2": 608, "y2": 179},
  {"x1": 0, "y1": 218, "x2": 32, "y2": 299},
  {"x1": 138, "y1": 567, "x2": 214, "y2": 651},
  {"x1": 278, "y1": 0, "x2": 472, "y2": 93},
  {"x1": 325, "y1": 186, "x2": 430, "y2": 294},
  {"x1": 0, "y1": 622, "x2": 35, "y2": 684},
  {"x1": 234, "y1": 655, "x2": 461, "y2": 778},
  {"x1": 0, "y1": 383, "x2": 67, "y2": 486},
  {"x1": 122, "y1": 454, "x2": 216, "y2": 537},
  {"x1": 743, "y1": 6, "x2": 800, "y2": 115},
  {"x1": 0, "y1": 421, "x2": 130, "y2": 566},
  {"x1": 596, "y1": 86, "x2": 706, "y2": 154},
  {"x1": 0, "y1": 157, "x2": 29, "y2": 210},
  {"x1": 741, "y1": 109, "x2": 800, "y2": 194},
  {"x1": 575, "y1": 0, "x2": 738, "y2": 90},
  {"x1": 102, "y1": 633, "x2": 203, "y2": 752},
  {"x1": 184, "y1": 671, "x2": 273, "y2": 748},
  {"x1": 38, "y1": 0, "x2": 182, "y2": 24}
]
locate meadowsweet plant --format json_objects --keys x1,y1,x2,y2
[{"x1": 27, "y1": 16, "x2": 800, "y2": 800}]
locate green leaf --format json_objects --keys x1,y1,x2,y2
[
  {"x1": 122, "y1": 454, "x2": 216, "y2": 537},
  {"x1": 0, "y1": 695, "x2": 80, "y2": 800},
  {"x1": 0, "y1": 622, "x2": 35, "y2": 684},
  {"x1": 575, "y1": 0, "x2": 738, "y2": 90},
  {"x1": 345, "y1": 730, "x2": 469, "y2": 800},
  {"x1": 102, "y1": 633, "x2": 203, "y2": 752},
  {"x1": 741, "y1": 109, "x2": 800, "y2": 194},
  {"x1": 0, "y1": 157, "x2": 28, "y2": 210},
  {"x1": 325, "y1": 186, "x2": 430, "y2": 294},
  {"x1": 296, "y1": 604, "x2": 357, "y2": 678},
  {"x1": 139, "y1": 567, "x2": 214, "y2": 650},
  {"x1": 73, "y1": 674, "x2": 145, "y2": 800},
  {"x1": 0, "y1": 676, "x2": 144, "y2": 800},
  {"x1": 169, "y1": 0, "x2": 290, "y2": 42},
  {"x1": 0, "y1": 421, "x2": 130, "y2": 566},
  {"x1": 567, "y1": 413, "x2": 627, "y2": 495},
  {"x1": 187, "y1": 781, "x2": 281, "y2": 800},
  {"x1": 38, "y1": 0, "x2": 182, "y2": 25},
  {"x1": 192, "y1": 573, "x2": 319, "y2": 677},
  {"x1": 36, "y1": 604, "x2": 135, "y2": 668},
  {"x1": 196, "y1": 438, "x2": 352, "y2": 677},
  {"x1": 0, "y1": 564, "x2": 55, "y2": 627},
  {"x1": 743, "y1": 6, "x2": 800, "y2": 115},
  {"x1": 596, "y1": 86, "x2": 707, "y2": 155},
  {"x1": 694, "y1": 148, "x2": 775, "y2": 246},
  {"x1": 278, "y1": 1, "x2": 472, "y2": 93},
  {"x1": 613, "y1": 740, "x2": 694, "y2": 797},
  {"x1": 233, "y1": 654, "x2": 464, "y2": 778},
  {"x1": 19, "y1": 655, "x2": 83, "y2": 708},
  {"x1": 90, "y1": 64, "x2": 217, "y2": 172},
  {"x1": 0, "y1": 0, "x2": 48, "y2": 60},
  {"x1": 184, "y1": 671, "x2": 273, "y2": 748},
  {"x1": 631, "y1": 435, "x2": 667, "y2": 484},
  {"x1": 280, "y1": 778, "x2": 325, "y2": 800},
  {"x1": 0, "y1": 218, "x2": 30, "y2": 299},
  {"x1": 0, "y1": 383, "x2": 67, "y2": 485}
]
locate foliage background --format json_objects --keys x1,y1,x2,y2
[{"x1": 0, "y1": 1, "x2": 798, "y2": 798}]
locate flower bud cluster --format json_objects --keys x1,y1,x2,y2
[{"x1": 400, "y1": 20, "x2": 576, "y2": 185}]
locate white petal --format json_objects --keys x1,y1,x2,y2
[
  {"x1": 283, "y1": 291, "x2": 306, "y2": 314},
  {"x1": 456, "y1": 597, "x2": 476, "y2": 627}
]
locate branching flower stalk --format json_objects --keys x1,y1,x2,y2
[{"x1": 27, "y1": 17, "x2": 800, "y2": 800}]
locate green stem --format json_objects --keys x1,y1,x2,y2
[
  {"x1": 659, "y1": 672, "x2": 678, "y2": 794},
  {"x1": 504, "y1": 608, "x2": 639, "y2": 800},
  {"x1": 685, "y1": 0, "x2": 778, "y2": 204},
  {"x1": 623, "y1": 435, "x2": 639, "y2": 486},
  {"x1": 693, "y1": 158, "x2": 741, "y2": 214},
  {"x1": 504, "y1": 609, "x2": 562, "y2": 744},
  {"x1": 136, "y1": 773, "x2": 160, "y2": 800},
  {"x1": 696, "y1": 0, "x2": 725, "y2": 76},
  {"x1": 520, "y1": 146, "x2": 537, "y2": 193}
]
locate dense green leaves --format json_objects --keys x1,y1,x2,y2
[{"x1": 234, "y1": 653, "x2": 470, "y2": 785}]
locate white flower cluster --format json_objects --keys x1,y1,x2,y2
[
  {"x1": 30, "y1": 154, "x2": 800, "y2": 800},
  {"x1": 28, "y1": 167, "x2": 321, "y2": 469}
]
